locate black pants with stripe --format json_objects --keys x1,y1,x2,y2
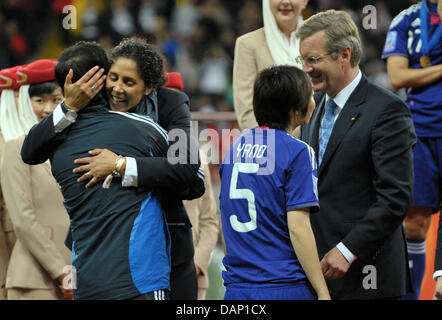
[{"x1": 130, "y1": 289, "x2": 169, "y2": 300}]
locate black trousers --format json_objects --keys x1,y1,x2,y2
[{"x1": 170, "y1": 258, "x2": 198, "y2": 300}]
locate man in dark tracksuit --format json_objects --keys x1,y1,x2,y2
[
  {"x1": 22, "y1": 40, "x2": 204, "y2": 300},
  {"x1": 22, "y1": 86, "x2": 203, "y2": 300},
  {"x1": 47, "y1": 97, "x2": 171, "y2": 299}
]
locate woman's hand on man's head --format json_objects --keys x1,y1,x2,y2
[{"x1": 64, "y1": 66, "x2": 107, "y2": 112}]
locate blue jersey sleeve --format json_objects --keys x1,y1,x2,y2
[
  {"x1": 285, "y1": 143, "x2": 319, "y2": 212},
  {"x1": 382, "y1": 9, "x2": 411, "y2": 59}
]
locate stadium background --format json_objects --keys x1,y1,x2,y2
[{"x1": 0, "y1": 0, "x2": 439, "y2": 299}]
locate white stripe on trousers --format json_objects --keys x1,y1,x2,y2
[{"x1": 154, "y1": 290, "x2": 165, "y2": 300}]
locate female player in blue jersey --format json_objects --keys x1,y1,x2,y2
[
  {"x1": 382, "y1": 0, "x2": 442, "y2": 300},
  {"x1": 220, "y1": 65, "x2": 330, "y2": 300}
]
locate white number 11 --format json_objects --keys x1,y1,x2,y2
[{"x1": 229, "y1": 162, "x2": 259, "y2": 233}]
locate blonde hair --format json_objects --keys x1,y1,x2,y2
[{"x1": 296, "y1": 10, "x2": 362, "y2": 67}]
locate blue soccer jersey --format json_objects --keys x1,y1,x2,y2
[
  {"x1": 382, "y1": 1, "x2": 442, "y2": 137},
  {"x1": 220, "y1": 127, "x2": 319, "y2": 287}
]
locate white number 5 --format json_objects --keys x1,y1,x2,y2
[{"x1": 229, "y1": 163, "x2": 259, "y2": 233}]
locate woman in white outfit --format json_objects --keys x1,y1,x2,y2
[{"x1": 233, "y1": 0, "x2": 308, "y2": 131}]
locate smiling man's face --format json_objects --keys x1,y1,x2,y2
[{"x1": 300, "y1": 30, "x2": 344, "y2": 98}]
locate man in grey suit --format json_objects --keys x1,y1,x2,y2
[{"x1": 298, "y1": 10, "x2": 416, "y2": 299}]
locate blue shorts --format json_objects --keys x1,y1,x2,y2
[
  {"x1": 224, "y1": 282, "x2": 315, "y2": 300},
  {"x1": 412, "y1": 137, "x2": 442, "y2": 212}
]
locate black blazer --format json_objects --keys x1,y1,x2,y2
[
  {"x1": 21, "y1": 88, "x2": 203, "y2": 266},
  {"x1": 301, "y1": 74, "x2": 416, "y2": 299}
]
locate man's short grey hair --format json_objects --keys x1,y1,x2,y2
[{"x1": 296, "y1": 10, "x2": 362, "y2": 67}]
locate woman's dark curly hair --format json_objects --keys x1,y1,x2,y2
[{"x1": 110, "y1": 37, "x2": 167, "y2": 89}]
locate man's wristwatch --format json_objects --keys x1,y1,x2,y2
[
  {"x1": 55, "y1": 101, "x2": 78, "y2": 133},
  {"x1": 61, "y1": 101, "x2": 78, "y2": 121}
]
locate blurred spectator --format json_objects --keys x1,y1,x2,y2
[
  {"x1": 102, "y1": 0, "x2": 137, "y2": 45},
  {"x1": 138, "y1": 0, "x2": 159, "y2": 36},
  {"x1": 80, "y1": 0, "x2": 104, "y2": 41},
  {"x1": 236, "y1": 0, "x2": 262, "y2": 35},
  {"x1": 97, "y1": 34, "x2": 114, "y2": 57},
  {"x1": 0, "y1": 12, "x2": 10, "y2": 68},
  {"x1": 52, "y1": 0, "x2": 73, "y2": 13},
  {"x1": 52, "y1": 0, "x2": 74, "y2": 46},
  {"x1": 372, "y1": 1, "x2": 393, "y2": 35},
  {"x1": 174, "y1": 43, "x2": 200, "y2": 93},
  {"x1": 198, "y1": 43, "x2": 231, "y2": 103},
  {"x1": 170, "y1": 0, "x2": 200, "y2": 39},
  {"x1": 364, "y1": 59, "x2": 394, "y2": 91},
  {"x1": 159, "y1": 29, "x2": 180, "y2": 68},
  {"x1": 200, "y1": 0, "x2": 232, "y2": 30},
  {"x1": 4, "y1": 20, "x2": 28, "y2": 67}
]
